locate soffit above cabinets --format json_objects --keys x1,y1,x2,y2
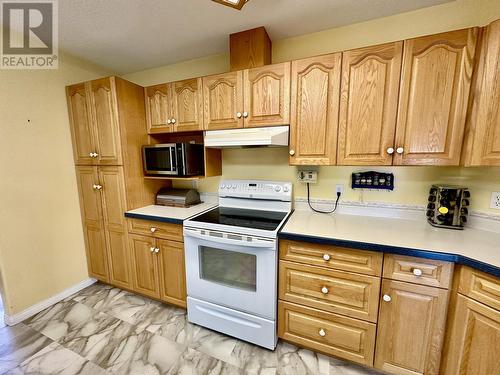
[{"x1": 59, "y1": 0, "x2": 453, "y2": 74}]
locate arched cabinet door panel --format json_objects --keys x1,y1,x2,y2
[
  {"x1": 394, "y1": 28, "x2": 478, "y2": 165},
  {"x1": 145, "y1": 83, "x2": 171, "y2": 134},
  {"x1": 67, "y1": 83, "x2": 95, "y2": 165},
  {"x1": 170, "y1": 78, "x2": 204, "y2": 132}
]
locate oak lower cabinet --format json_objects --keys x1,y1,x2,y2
[
  {"x1": 128, "y1": 220, "x2": 187, "y2": 308},
  {"x1": 288, "y1": 53, "x2": 341, "y2": 165},
  {"x1": 374, "y1": 280, "x2": 449, "y2": 375}
]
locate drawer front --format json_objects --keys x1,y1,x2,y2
[
  {"x1": 127, "y1": 219, "x2": 183, "y2": 242},
  {"x1": 279, "y1": 239, "x2": 383, "y2": 276},
  {"x1": 279, "y1": 261, "x2": 380, "y2": 322},
  {"x1": 278, "y1": 301, "x2": 376, "y2": 366},
  {"x1": 458, "y1": 266, "x2": 500, "y2": 311},
  {"x1": 383, "y1": 254, "x2": 453, "y2": 289}
]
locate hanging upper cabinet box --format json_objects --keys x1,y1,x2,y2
[
  {"x1": 203, "y1": 71, "x2": 244, "y2": 130},
  {"x1": 289, "y1": 54, "x2": 341, "y2": 165},
  {"x1": 464, "y1": 19, "x2": 500, "y2": 166},
  {"x1": 394, "y1": 28, "x2": 479, "y2": 165},
  {"x1": 243, "y1": 62, "x2": 291, "y2": 128},
  {"x1": 337, "y1": 42, "x2": 402, "y2": 166},
  {"x1": 145, "y1": 78, "x2": 204, "y2": 134}
]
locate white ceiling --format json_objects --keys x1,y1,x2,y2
[{"x1": 60, "y1": 0, "x2": 453, "y2": 74}]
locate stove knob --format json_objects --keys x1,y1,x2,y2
[
  {"x1": 221, "y1": 184, "x2": 226, "y2": 189},
  {"x1": 232, "y1": 184, "x2": 237, "y2": 189},
  {"x1": 275, "y1": 186, "x2": 282, "y2": 192},
  {"x1": 283, "y1": 186, "x2": 290, "y2": 193}
]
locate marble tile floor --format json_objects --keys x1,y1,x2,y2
[{"x1": 0, "y1": 283, "x2": 384, "y2": 375}]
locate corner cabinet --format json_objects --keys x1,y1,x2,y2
[
  {"x1": 337, "y1": 42, "x2": 402, "y2": 165},
  {"x1": 145, "y1": 78, "x2": 204, "y2": 134},
  {"x1": 394, "y1": 28, "x2": 478, "y2": 165},
  {"x1": 289, "y1": 54, "x2": 341, "y2": 165},
  {"x1": 464, "y1": 19, "x2": 500, "y2": 166}
]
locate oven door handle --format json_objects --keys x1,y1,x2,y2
[{"x1": 184, "y1": 228, "x2": 275, "y2": 249}]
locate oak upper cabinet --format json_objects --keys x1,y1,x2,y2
[
  {"x1": 394, "y1": 28, "x2": 478, "y2": 165},
  {"x1": 129, "y1": 234, "x2": 160, "y2": 299},
  {"x1": 375, "y1": 280, "x2": 449, "y2": 375},
  {"x1": 145, "y1": 84, "x2": 171, "y2": 133},
  {"x1": 170, "y1": 78, "x2": 204, "y2": 132},
  {"x1": 158, "y1": 239, "x2": 187, "y2": 308},
  {"x1": 67, "y1": 77, "x2": 122, "y2": 165},
  {"x1": 289, "y1": 54, "x2": 341, "y2": 165},
  {"x1": 67, "y1": 83, "x2": 94, "y2": 165},
  {"x1": 337, "y1": 42, "x2": 403, "y2": 165},
  {"x1": 203, "y1": 71, "x2": 244, "y2": 130},
  {"x1": 75, "y1": 166, "x2": 109, "y2": 282},
  {"x1": 99, "y1": 166, "x2": 131, "y2": 289},
  {"x1": 464, "y1": 19, "x2": 500, "y2": 166},
  {"x1": 243, "y1": 62, "x2": 291, "y2": 128}
]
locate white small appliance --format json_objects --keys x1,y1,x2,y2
[{"x1": 183, "y1": 179, "x2": 293, "y2": 349}]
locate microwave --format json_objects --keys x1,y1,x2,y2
[{"x1": 142, "y1": 143, "x2": 204, "y2": 176}]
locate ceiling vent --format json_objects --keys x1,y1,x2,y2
[{"x1": 212, "y1": 0, "x2": 250, "y2": 10}]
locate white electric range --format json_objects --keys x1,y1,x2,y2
[{"x1": 183, "y1": 180, "x2": 293, "y2": 349}]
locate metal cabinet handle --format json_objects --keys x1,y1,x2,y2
[
  {"x1": 322, "y1": 254, "x2": 330, "y2": 261},
  {"x1": 321, "y1": 286, "x2": 329, "y2": 294},
  {"x1": 383, "y1": 294, "x2": 392, "y2": 302},
  {"x1": 412, "y1": 268, "x2": 423, "y2": 277},
  {"x1": 387, "y1": 147, "x2": 395, "y2": 155},
  {"x1": 318, "y1": 329, "x2": 326, "y2": 337}
]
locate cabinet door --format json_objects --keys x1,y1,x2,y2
[
  {"x1": 67, "y1": 83, "x2": 95, "y2": 165},
  {"x1": 157, "y1": 239, "x2": 187, "y2": 308},
  {"x1": 338, "y1": 42, "x2": 402, "y2": 165},
  {"x1": 243, "y1": 62, "x2": 291, "y2": 128},
  {"x1": 467, "y1": 20, "x2": 500, "y2": 166},
  {"x1": 375, "y1": 280, "x2": 449, "y2": 375},
  {"x1": 394, "y1": 28, "x2": 478, "y2": 165},
  {"x1": 441, "y1": 294, "x2": 500, "y2": 375},
  {"x1": 99, "y1": 166, "x2": 131, "y2": 289},
  {"x1": 129, "y1": 234, "x2": 160, "y2": 299},
  {"x1": 75, "y1": 166, "x2": 109, "y2": 282},
  {"x1": 145, "y1": 83, "x2": 171, "y2": 133},
  {"x1": 289, "y1": 54, "x2": 341, "y2": 165},
  {"x1": 170, "y1": 78, "x2": 204, "y2": 132},
  {"x1": 89, "y1": 78, "x2": 122, "y2": 165},
  {"x1": 203, "y1": 71, "x2": 244, "y2": 130}
]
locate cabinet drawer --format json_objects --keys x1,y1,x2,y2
[
  {"x1": 278, "y1": 301, "x2": 376, "y2": 366},
  {"x1": 458, "y1": 266, "x2": 500, "y2": 311},
  {"x1": 127, "y1": 219, "x2": 183, "y2": 242},
  {"x1": 279, "y1": 239, "x2": 382, "y2": 276},
  {"x1": 279, "y1": 261, "x2": 380, "y2": 322},
  {"x1": 383, "y1": 254, "x2": 453, "y2": 289}
]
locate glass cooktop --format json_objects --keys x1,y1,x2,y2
[{"x1": 189, "y1": 207, "x2": 288, "y2": 231}]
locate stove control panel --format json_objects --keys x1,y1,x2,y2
[{"x1": 219, "y1": 180, "x2": 292, "y2": 201}]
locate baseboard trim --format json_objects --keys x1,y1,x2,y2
[{"x1": 3, "y1": 277, "x2": 97, "y2": 326}]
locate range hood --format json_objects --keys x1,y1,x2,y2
[{"x1": 204, "y1": 126, "x2": 289, "y2": 148}]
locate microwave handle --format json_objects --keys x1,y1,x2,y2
[
  {"x1": 184, "y1": 228, "x2": 275, "y2": 249},
  {"x1": 170, "y1": 146, "x2": 176, "y2": 173}
]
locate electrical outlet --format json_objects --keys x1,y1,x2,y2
[
  {"x1": 490, "y1": 192, "x2": 500, "y2": 210},
  {"x1": 297, "y1": 170, "x2": 317, "y2": 183},
  {"x1": 336, "y1": 184, "x2": 344, "y2": 195}
]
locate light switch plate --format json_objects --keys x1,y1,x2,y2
[
  {"x1": 297, "y1": 170, "x2": 317, "y2": 183},
  {"x1": 490, "y1": 192, "x2": 500, "y2": 210}
]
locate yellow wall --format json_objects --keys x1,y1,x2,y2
[
  {"x1": 124, "y1": 0, "x2": 500, "y2": 214},
  {"x1": 0, "y1": 52, "x2": 111, "y2": 315}
]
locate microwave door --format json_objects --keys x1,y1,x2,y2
[{"x1": 143, "y1": 144, "x2": 178, "y2": 175}]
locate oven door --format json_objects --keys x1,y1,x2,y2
[
  {"x1": 184, "y1": 227, "x2": 277, "y2": 320},
  {"x1": 142, "y1": 144, "x2": 178, "y2": 175}
]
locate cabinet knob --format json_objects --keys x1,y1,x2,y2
[
  {"x1": 289, "y1": 149, "x2": 295, "y2": 156},
  {"x1": 89, "y1": 152, "x2": 94, "y2": 157},
  {"x1": 171, "y1": 118, "x2": 176, "y2": 124},
  {"x1": 167, "y1": 119, "x2": 172, "y2": 124},
  {"x1": 97, "y1": 185, "x2": 103, "y2": 190},
  {"x1": 150, "y1": 227, "x2": 157, "y2": 233},
  {"x1": 243, "y1": 111, "x2": 249, "y2": 118},
  {"x1": 383, "y1": 294, "x2": 392, "y2": 302},
  {"x1": 94, "y1": 152, "x2": 99, "y2": 157},
  {"x1": 318, "y1": 329, "x2": 326, "y2": 337},
  {"x1": 236, "y1": 112, "x2": 242, "y2": 119},
  {"x1": 396, "y1": 147, "x2": 404, "y2": 154},
  {"x1": 387, "y1": 147, "x2": 395, "y2": 155},
  {"x1": 150, "y1": 247, "x2": 155, "y2": 253},
  {"x1": 412, "y1": 268, "x2": 423, "y2": 277},
  {"x1": 322, "y1": 254, "x2": 330, "y2": 261},
  {"x1": 321, "y1": 286, "x2": 329, "y2": 294},
  {"x1": 93, "y1": 184, "x2": 98, "y2": 190},
  {"x1": 155, "y1": 248, "x2": 160, "y2": 253}
]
